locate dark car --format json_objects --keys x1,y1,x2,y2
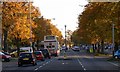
[
  {"x1": 18, "y1": 52, "x2": 37, "y2": 67},
  {"x1": 0, "y1": 52, "x2": 11, "y2": 62},
  {"x1": 40, "y1": 49, "x2": 51, "y2": 59},
  {"x1": 34, "y1": 51, "x2": 45, "y2": 61},
  {"x1": 114, "y1": 49, "x2": 120, "y2": 59}
]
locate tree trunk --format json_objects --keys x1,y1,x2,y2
[
  {"x1": 3, "y1": 30, "x2": 8, "y2": 52},
  {"x1": 97, "y1": 43, "x2": 100, "y2": 53},
  {"x1": 36, "y1": 40, "x2": 39, "y2": 50},
  {"x1": 101, "y1": 40, "x2": 104, "y2": 53},
  {"x1": 114, "y1": 42, "x2": 118, "y2": 52},
  {"x1": 15, "y1": 37, "x2": 20, "y2": 57},
  {"x1": 92, "y1": 44, "x2": 95, "y2": 53}
]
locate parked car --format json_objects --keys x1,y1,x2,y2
[
  {"x1": 0, "y1": 52, "x2": 11, "y2": 62},
  {"x1": 40, "y1": 48, "x2": 51, "y2": 59},
  {"x1": 20, "y1": 47, "x2": 33, "y2": 53},
  {"x1": 10, "y1": 50, "x2": 17, "y2": 57},
  {"x1": 72, "y1": 46, "x2": 80, "y2": 51},
  {"x1": 60, "y1": 46, "x2": 66, "y2": 51},
  {"x1": 114, "y1": 49, "x2": 120, "y2": 59},
  {"x1": 34, "y1": 51, "x2": 45, "y2": 61},
  {"x1": 2, "y1": 52, "x2": 11, "y2": 56},
  {"x1": 10, "y1": 50, "x2": 26, "y2": 57},
  {"x1": 18, "y1": 52, "x2": 37, "y2": 67}
]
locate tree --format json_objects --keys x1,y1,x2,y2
[
  {"x1": 2, "y1": 2, "x2": 40, "y2": 54},
  {"x1": 72, "y1": 2, "x2": 120, "y2": 53},
  {"x1": 33, "y1": 16, "x2": 63, "y2": 48}
]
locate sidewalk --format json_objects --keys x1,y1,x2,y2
[{"x1": 85, "y1": 51, "x2": 113, "y2": 58}]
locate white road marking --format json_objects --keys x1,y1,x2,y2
[
  {"x1": 77, "y1": 59, "x2": 86, "y2": 71},
  {"x1": 43, "y1": 64, "x2": 46, "y2": 65},
  {"x1": 34, "y1": 68, "x2": 38, "y2": 71},
  {"x1": 62, "y1": 63, "x2": 65, "y2": 64},
  {"x1": 108, "y1": 62, "x2": 119, "y2": 66},
  {"x1": 34, "y1": 58, "x2": 54, "y2": 70},
  {"x1": 39, "y1": 66, "x2": 42, "y2": 68}
]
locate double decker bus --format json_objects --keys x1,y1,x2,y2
[{"x1": 44, "y1": 35, "x2": 60, "y2": 56}]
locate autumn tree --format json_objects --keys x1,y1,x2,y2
[
  {"x1": 2, "y1": 2, "x2": 40, "y2": 54},
  {"x1": 33, "y1": 16, "x2": 63, "y2": 48},
  {"x1": 72, "y1": 2, "x2": 120, "y2": 53}
]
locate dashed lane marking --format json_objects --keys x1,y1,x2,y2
[
  {"x1": 34, "y1": 68, "x2": 38, "y2": 71},
  {"x1": 39, "y1": 66, "x2": 42, "y2": 68},
  {"x1": 43, "y1": 64, "x2": 46, "y2": 66},
  {"x1": 77, "y1": 58, "x2": 86, "y2": 71},
  {"x1": 34, "y1": 58, "x2": 54, "y2": 71}
]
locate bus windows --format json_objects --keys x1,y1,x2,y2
[
  {"x1": 46, "y1": 36, "x2": 55, "y2": 40},
  {"x1": 52, "y1": 45, "x2": 55, "y2": 48},
  {"x1": 47, "y1": 46, "x2": 51, "y2": 48}
]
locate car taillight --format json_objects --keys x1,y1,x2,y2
[{"x1": 57, "y1": 50, "x2": 60, "y2": 54}]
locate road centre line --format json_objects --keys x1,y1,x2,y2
[
  {"x1": 43, "y1": 64, "x2": 46, "y2": 65},
  {"x1": 39, "y1": 66, "x2": 42, "y2": 68},
  {"x1": 34, "y1": 68, "x2": 38, "y2": 71},
  {"x1": 34, "y1": 58, "x2": 54, "y2": 71},
  {"x1": 77, "y1": 58, "x2": 86, "y2": 71}
]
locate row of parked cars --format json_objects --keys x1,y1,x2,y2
[
  {"x1": 0, "y1": 48, "x2": 51, "y2": 67},
  {"x1": 18, "y1": 48, "x2": 51, "y2": 67}
]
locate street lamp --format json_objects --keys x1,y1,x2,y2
[
  {"x1": 65, "y1": 25, "x2": 67, "y2": 48},
  {"x1": 29, "y1": 0, "x2": 33, "y2": 51}
]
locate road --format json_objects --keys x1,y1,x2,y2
[{"x1": 1, "y1": 49, "x2": 120, "y2": 72}]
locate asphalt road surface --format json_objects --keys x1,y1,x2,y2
[{"x1": 1, "y1": 49, "x2": 120, "y2": 72}]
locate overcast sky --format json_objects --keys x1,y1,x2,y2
[{"x1": 32, "y1": 0, "x2": 88, "y2": 37}]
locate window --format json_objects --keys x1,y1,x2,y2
[
  {"x1": 46, "y1": 36, "x2": 55, "y2": 40},
  {"x1": 52, "y1": 45, "x2": 55, "y2": 48},
  {"x1": 47, "y1": 46, "x2": 51, "y2": 48}
]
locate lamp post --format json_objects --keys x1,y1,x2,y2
[
  {"x1": 65, "y1": 25, "x2": 67, "y2": 49},
  {"x1": 29, "y1": 0, "x2": 33, "y2": 51}
]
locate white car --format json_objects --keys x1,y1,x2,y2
[
  {"x1": 72, "y1": 46, "x2": 80, "y2": 51},
  {"x1": 61, "y1": 47, "x2": 66, "y2": 50},
  {"x1": 0, "y1": 52, "x2": 11, "y2": 62}
]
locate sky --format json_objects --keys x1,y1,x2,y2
[{"x1": 32, "y1": 0, "x2": 88, "y2": 37}]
